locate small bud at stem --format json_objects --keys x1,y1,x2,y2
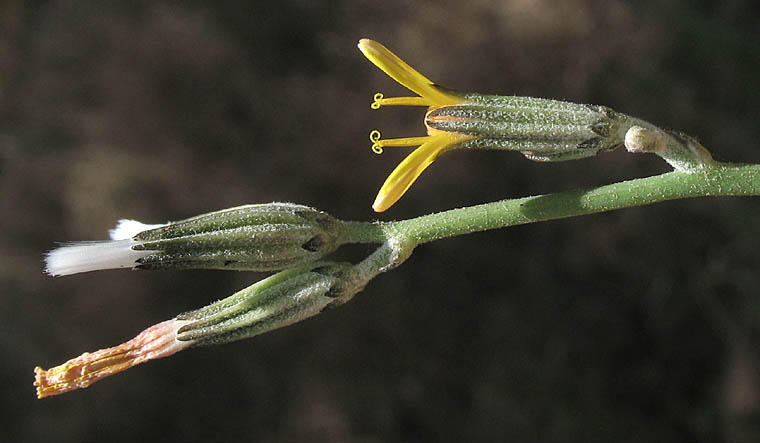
[{"x1": 624, "y1": 126, "x2": 667, "y2": 153}]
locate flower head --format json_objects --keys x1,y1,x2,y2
[
  {"x1": 44, "y1": 203, "x2": 345, "y2": 276},
  {"x1": 358, "y1": 39, "x2": 474, "y2": 212},
  {"x1": 359, "y1": 39, "x2": 629, "y2": 212},
  {"x1": 34, "y1": 262, "x2": 351, "y2": 398}
]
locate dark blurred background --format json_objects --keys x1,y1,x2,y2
[{"x1": 2, "y1": 1, "x2": 760, "y2": 441}]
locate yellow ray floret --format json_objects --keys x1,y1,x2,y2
[
  {"x1": 359, "y1": 39, "x2": 472, "y2": 212},
  {"x1": 358, "y1": 39, "x2": 463, "y2": 108},
  {"x1": 370, "y1": 130, "x2": 474, "y2": 212}
]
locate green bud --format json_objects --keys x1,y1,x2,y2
[
  {"x1": 133, "y1": 203, "x2": 345, "y2": 271},
  {"x1": 624, "y1": 125, "x2": 715, "y2": 172},
  {"x1": 175, "y1": 263, "x2": 350, "y2": 346}
]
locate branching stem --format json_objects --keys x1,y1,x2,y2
[{"x1": 343, "y1": 162, "x2": 760, "y2": 249}]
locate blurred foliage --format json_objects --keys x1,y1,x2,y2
[{"x1": 2, "y1": 1, "x2": 759, "y2": 441}]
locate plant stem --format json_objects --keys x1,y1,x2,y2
[{"x1": 342, "y1": 162, "x2": 760, "y2": 246}]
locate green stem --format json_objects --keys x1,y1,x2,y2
[{"x1": 343, "y1": 162, "x2": 760, "y2": 246}]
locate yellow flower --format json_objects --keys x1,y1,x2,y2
[
  {"x1": 358, "y1": 39, "x2": 475, "y2": 212},
  {"x1": 359, "y1": 39, "x2": 629, "y2": 212}
]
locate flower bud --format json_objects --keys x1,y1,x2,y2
[
  {"x1": 175, "y1": 262, "x2": 350, "y2": 346},
  {"x1": 624, "y1": 125, "x2": 715, "y2": 172}
]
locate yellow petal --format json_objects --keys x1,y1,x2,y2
[
  {"x1": 373, "y1": 133, "x2": 472, "y2": 212},
  {"x1": 358, "y1": 39, "x2": 462, "y2": 107}
]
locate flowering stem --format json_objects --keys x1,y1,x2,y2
[
  {"x1": 342, "y1": 162, "x2": 760, "y2": 248},
  {"x1": 34, "y1": 161, "x2": 760, "y2": 397}
]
